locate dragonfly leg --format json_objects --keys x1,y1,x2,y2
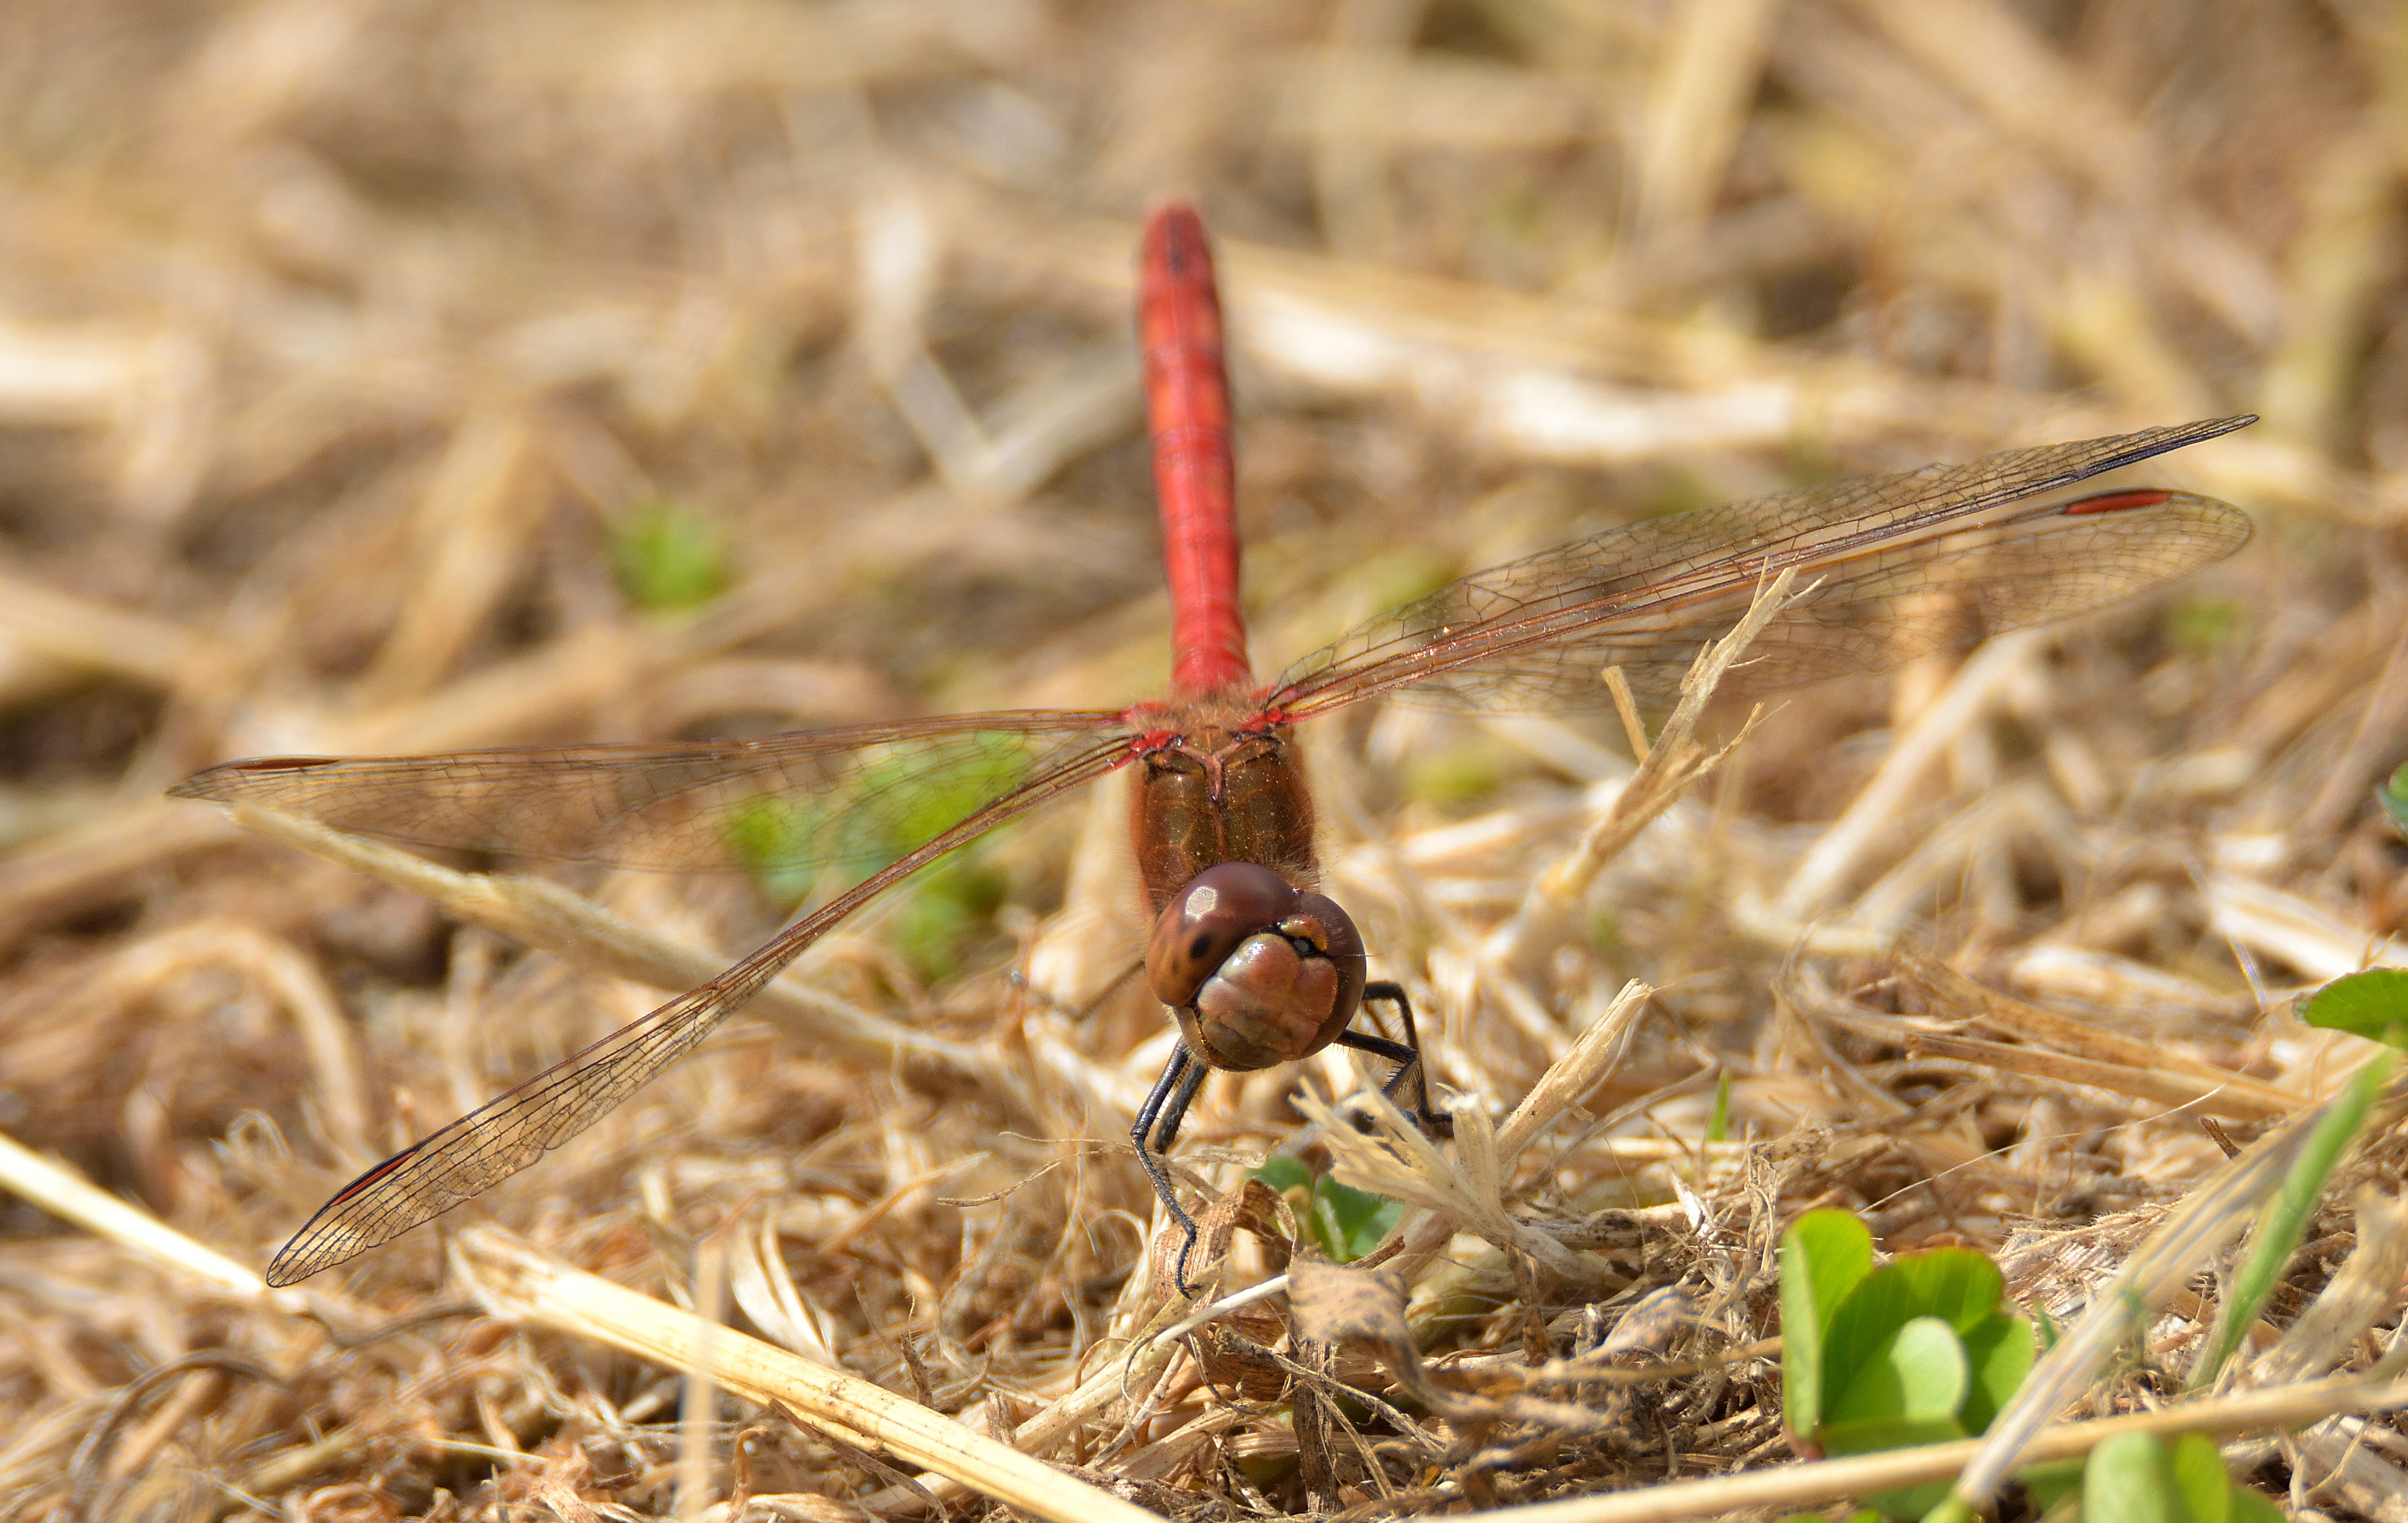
[
  {"x1": 1340, "y1": 982, "x2": 1453, "y2": 1140},
  {"x1": 1131, "y1": 1046, "x2": 1212, "y2": 1294}
]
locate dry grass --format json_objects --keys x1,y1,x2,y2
[{"x1": 2, "y1": 1, "x2": 2406, "y2": 1519}]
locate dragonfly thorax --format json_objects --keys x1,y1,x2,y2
[{"x1": 1127, "y1": 709, "x2": 1316, "y2": 915}]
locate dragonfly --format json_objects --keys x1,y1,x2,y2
[{"x1": 173, "y1": 204, "x2": 2255, "y2": 1290}]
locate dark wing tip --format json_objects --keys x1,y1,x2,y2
[
  {"x1": 166, "y1": 756, "x2": 342, "y2": 801},
  {"x1": 2153, "y1": 413, "x2": 2257, "y2": 453},
  {"x1": 2065, "y1": 414, "x2": 2258, "y2": 490},
  {"x1": 2113, "y1": 412, "x2": 2258, "y2": 459},
  {"x1": 2188, "y1": 412, "x2": 2258, "y2": 443}
]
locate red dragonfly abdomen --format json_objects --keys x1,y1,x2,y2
[{"x1": 1140, "y1": 204, "x2": 1251, "y2": 697}]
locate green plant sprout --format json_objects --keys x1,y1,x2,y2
[
  {"x1": 611, "y1": 497, "x2": 730, "y2": 611},
  {"x1": 2071, "y1": 1431, "x2": 2284, "y2": 1523},
  {"x1": 1894, "y1": 972, "x2": 2400, "y2": 1523},
  {"x1": 722, "y1": 737, "x2": 1032, "y2": 908},
  {"x1": 2378, "y1": 762, "x2": 2408, "y2": 839},
  {"x1": 1778, "y1": 1209, "x2": 2034, "y2": 1518},
  {"x1": 1251, "y1": 1155, "x2": 1402, "y2": 1264},
  {"x1": 2187, "y1": 967, "x2": 2408, "y2": 1389}
]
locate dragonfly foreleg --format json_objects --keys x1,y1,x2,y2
[
  {"x1": 1131, "y1": 1045, "x2": 1212, "y2": 1294},
  {"x1": 1341, "y1": 982, "x2": 1453, "y2": 1140}
]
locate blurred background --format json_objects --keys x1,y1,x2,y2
[{"x1": 1, "y1": 0, "x2": 2404, "y2": 1516}]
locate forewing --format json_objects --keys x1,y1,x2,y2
[
  {"x1": 1274, "y1": 417, "x2": 2254, "y2": 714},
  {"x1": 259, "y1": 732, "x2": 1125, "y2": 1285},
  {"x1": 1403, "y1": 491, "x2": 2248, "y2": 709},
  {"x1": 172, "y1": 712, "x2": 1130, "y2": 874},
  {"x1": 264, "y1": 966, "x2": 754, "y2": 1284}
]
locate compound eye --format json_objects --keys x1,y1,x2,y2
[
  {"x1": 1145, "y1": 862, "x2": 1298, "y2": 1009},
  {"x1": 1178, "y1": 886, "x2": 1368, "y2": 1072}
]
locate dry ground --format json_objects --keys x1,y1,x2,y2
[{"x1": 1, "y1": 1, "x2": 2406, "y2": 1519}]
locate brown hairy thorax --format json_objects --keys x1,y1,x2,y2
[{"x1": 1125, "y1": 689, "x2": 1318, "y2": 913}]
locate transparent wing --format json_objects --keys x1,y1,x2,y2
[
  {"x1": 171, "y1": 711, "x2": 1131, "y2": 874},
  {"x1": 254, "y1": 733, "x2": 1126, "y2": 1285},
  {"x1": 1273, "y1": 416, "x2": 2255, "y2": 713}
]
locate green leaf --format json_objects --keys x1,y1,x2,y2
[
  {"x1": 1588, "y1": 912, "x2": 1620, "y2": 956},
  {"x1": 2083, "y1": 1431, "x2": 2242, "y2": 1523},
  {"x1": 722, "y1": 794, "x2": 840, "y2": 907},
  {"x1": 1818, "y1": 1413, "x2": 1965, "y2": 1455},
  {"x1": 1780, "y1": 1210, "x2": 1874, "y2": 1442},
  {"x1": 1309, "y1": 1176, "x2": 1402, "y2": 1263},
  {"x1": 1784, "y1": 1209, "x2": 1874, "y2": 1337},
  {"x1": 1402, "y1": 741, "x2": 1507, "y2": 806},
  {"x1": 1646, "y1": 469, "x2": 1722, "y2": 519},
  {"x1": 2300, "y1": 970, "x2": 2408, "y2": 1047},
  {"x1": 1857, "y1": 1478, "x2": 1956, "y2": 1521},
  {"x1": 891, "y1": 858, "x2": 1010, "y2": 983},
  {"x1": 1251, "y1": 1158, "x2": 1398, "y2": 1262},
  {"x1": 2164, "y1": 594, "x2": 2248, "y2": 659},
  {"x1": 2380, "y1": 763, "x2": 2408, "y2": 839},
  {"x1": 1250, "y1": 1155, "x2": 1313, "y2": 1194},
  {"x1": 1705, "y1": 1068, "x2": 1731, "y2": 1146},
  {"x1": 611, "y1": 497, "x2": 729, "y2": 611},
  {"x1": 719, "y1": 733, "x2": 1034, "y2": 909},
  {"x1": 1958, "y1": 1311, "x2": 2034, "y2": 1436},
  {"x1": 2193, "y1": 1047, "x2": 2397, "y2": 1388},
  {"x1": 2017, "y1": 1458, "x2": 2087, "y2": 1510},
  {"x1": 859, "y1": 740, "x2": 1034, "y2": 859},
  {"x1": 2226, "y1": 1481, "x2": 2284, "y2": 1523},
  {"x1": 2169, "y1": 1434, "x2": 2230, "y2": 1523},
  {"x1": 1821, "y1": 1249, "x2": 2002, "y2": 1418},
  {"x1": 1818, "y1": 1314, "x2": 1977, "y2": 1511},
  {"x1": 1882, "y1": 1249, "x2": 2007, "y2": 1334},
  {"x1": 1824, "y1": 1316, "x2": 1968, "y2": 1432},
  {"x1": 2087, "y1": 1432, "x2": 2182, "y2": 1523}
]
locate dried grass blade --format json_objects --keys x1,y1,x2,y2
[
  {"x1": 0, "y1": 1129, "x2": 270, "y2": 1301},
  {"x1": 447, "y1": 1229, "x2": 1157, "y2": 1523},
  {"x1": 1370, "y1": 979, "x2": 1653, "y2": 1281},
  {"x1": 2208, "y1": 871, "x2": 2408, "y2": 982},
  {"x1": 1488, "y1": 568, "x2": 1796, "y2": 968},
  {"x1": 1301, "y1": 1087, "x2": 1608, "y2": 1288},
  {"x1": 1882, "y1": 1026, "x2": 2293, "y2": 1122},
  {"x1": 1951, "y1": 1071, "x2": 2394, "y2": 1506},
  {"x1": 223, "y1": 804, "x2": 1022, "y2": 1109},
  {"x1": 2251, "y1": 1187, "x2": 2408, "y2": 1386},
  {"x1": 1778, "y1": 628, "x2": 2043, "y2": 919},
  {"x1": 1433, "y1": 1370, "x2": 2408, "y2": 1523},
  {"x1": 0, "y1": 567, "x2": 220, "y2": 688},
  {"x1": 1896, "y1": 949, "x2": 2303, "y2": 1111},
  {"x1": 1497, "y1": 979, "x2": 1657, "y2": 1159},
  {"x1": 1809, "y1": 994, "x2": 2297, "y2": 1122}
]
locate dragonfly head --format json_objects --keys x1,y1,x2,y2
[{"x1": 1145, "y1": 861, "x2": 1367, "y2": 1072}]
